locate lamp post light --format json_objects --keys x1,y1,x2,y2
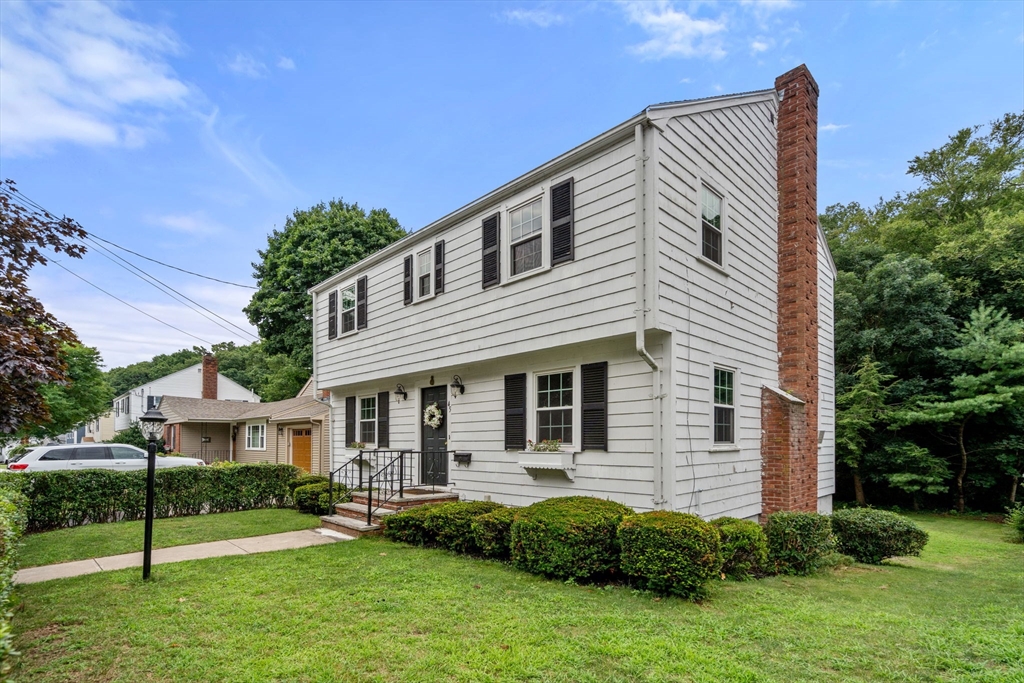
[{"x1": 138, "y1": 407, "x2": 167, "y2": 580}]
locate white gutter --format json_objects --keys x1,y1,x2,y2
[{"x1": 634, "y1": 122, "x2": 665, "y2": 510}]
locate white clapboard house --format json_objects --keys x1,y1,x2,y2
[{"x1": 311, "y1": 66, "x2": 835, "y2": 530}]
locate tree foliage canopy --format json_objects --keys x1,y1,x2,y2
[
  {"x1": 19, "y1": 344, "x2": 113, "y2": 441},
  {"x1": 244, "y1": 200, "x2": 405, "y2": 369}
]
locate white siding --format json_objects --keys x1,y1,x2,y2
[
  {"x1": 651, "y1": 96, "x2": 781, "y2": 520},
  {"x1": 817, "y1": 232, "x2": 837, "y2": 503},
  {"x1": 314, "y1": 139, "x2": 639, "y2": 389}
]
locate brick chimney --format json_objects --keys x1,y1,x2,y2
[
  {"x1": 202, "y1": 354, "x2": 218, "y2": 400},
  {"x1": 761, "y1": 64, "x2": 820, "y2": 516}
]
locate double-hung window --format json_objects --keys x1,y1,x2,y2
[
  {"x1": 340, "y1": 284, "x2": 356, "y2": 334},
  {"x1": 359, "y1": 396, "x2": 376, "y2": 445},
  {"x1": 246, "y1": 423, "x2": 266, "y2": 450},
  {"x1": 510, "y1": 198, "x2": 543, "y2": 276},
  {"x1": 713, "y1": 368, "x2": 735, "y2": 444},
  {"x1": 537, "y1": 371, "x2": 573, "y2": 444},
  {"x1": 701, "y1": 186, "x2": 723, "y2": 265},
  {"x1": 417, "y1": 248, "x2": 432, "y2": 298}
]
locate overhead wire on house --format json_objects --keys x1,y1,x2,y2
[
  {"x1": 80, "y1": 234, "x2": 259, "y2": 343},
  {"x1": 49, "y1": 260, "x2": 216, "y2": 346}
]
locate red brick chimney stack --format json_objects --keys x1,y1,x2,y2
[
  {"x1": 202, "y1": 354, "x2": 218, "y2": 400},
  {"x1": 761, "y1": 64, "x2": 820, "y2": 516}
]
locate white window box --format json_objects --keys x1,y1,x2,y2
[{"x1": 518, "y1": 450, "x2": 576, "y2": 481}]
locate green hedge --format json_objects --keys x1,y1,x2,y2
[
  {"x1": 831, "y1": 508, "x2": 928, "y2": 564},
  {"x1": 0, "y1": 464, "x2": 301, "y2": 532},
  {"x1": 510, "y1": 497, "x2": 634, "y2": 581},
  {"x1": 472, "y1": 507, "x2": 517, "y2": 559},
  {"x1": 422, "y1": 501, "x2": 504, "y2": 554},
  {"x1": 619, "y1": 511, "x2": 722, "y2": 599},
  {"x1": 289, "y1": 474, "x2": 329, "y2": 496},
  {"x1": 0, "y1": 485, "x2": 28, "y2": 679},
  {"x1": 294, "y1": 482, "x2": 331, "y2": 515},
  {"x1": 764, "y1": 511, "x2": 835, "y2": 575},
  {"x1": 381, "y1": 503, "x2": 449, "y2": 545},
  {"x1": 711, "y1": 517, "x2": 768, "y2": 580}
]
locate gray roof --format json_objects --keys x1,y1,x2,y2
[{"x1": 161, "y1": 395, "x2": 327, "y2": 425}]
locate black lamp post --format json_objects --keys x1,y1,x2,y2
[{"x1": 138, "y1": 407, "x2": 167, "y2": 580}]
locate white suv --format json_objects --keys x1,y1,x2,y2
[{"x1": 5, "y1": 444, "x2": 206, "y2": 472}]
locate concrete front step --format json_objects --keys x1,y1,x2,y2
[
  {"x1": 333, "y1": 501, "x2": 398, "y2": 524},
  {"x1": 319, "y1": 515, "x2": 381, "y2": 538},
  {"x1": 349, "y1": 490, "x2": 460, "y2": 511}
]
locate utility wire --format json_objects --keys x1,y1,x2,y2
[
  {"x1": 50, "y1": 260, "x2": 216, "y2": 346},
  {"x1": 80, "y1": 235, "x2": 259, "y2": 343}
]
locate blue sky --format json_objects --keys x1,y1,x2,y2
[{"x1": 2, "y1": 0, "x2": 1022, "y2": 369}]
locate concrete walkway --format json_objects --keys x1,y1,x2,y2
[{"x1": 15, "y1": 528, "x2": 352, "y2": 585}]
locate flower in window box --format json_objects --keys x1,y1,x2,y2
[
  {"x1": 527, "y1": 439, "x2": 562, "y2": 452},
  {"x1": 349, "y1": 442, "x2": 366, "y2": 449}
]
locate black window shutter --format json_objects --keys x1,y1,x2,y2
[
  {"x1": 377, "y1": 391, "x2": 389, "y2": 448},
  {"x1": 345, "y1": 396, "x2": 356, "y2": 447},
  {"x1": 481, "y1": 212, "x2": 501, "y2": 288},
  {"x1": 434, "y1": 240, "x2": 445, "y2": 294},
  {"x1": 581, "y1": 361, "x2": 608, "y2": 451},
  {"x1": 403, "y1": 255, "x2": 413, "y2": 305},
  {"x1": 504, "y1": 373, "x2": 526, "y2": 450},
  {"x1": 327, "y1": 291, "x2": 338, "y2": 339},
  {"x1": 356, "y1": 276, "x2": 368, "y2": 329},
  {"x1": 550, "y1": 177, "x2": 575, "y2": 265}
]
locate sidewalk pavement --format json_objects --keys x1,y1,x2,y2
[{"x1": 14, "y1": 528, "x2": 353, "y2": 585}]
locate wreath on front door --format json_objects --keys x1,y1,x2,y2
[{"x1": 423, "y1": 402, "x2": 443, "y2": 430}]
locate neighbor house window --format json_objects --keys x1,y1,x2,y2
[
  {"x1": 510, "y1": 198, "x2": 543, "y2": 276},
  {"x1": 417, "y1": 248, "x2": 432, "y2": 298},
  {"x1": 701, "y1": 186, "x2": 723, "y2": 265},
  {"x1": 340, "y1": 284, "x2": 356, "y2": 334},
  {"x1": 246, "y1": 423, "x2": 266, "y2": 450},
  {"x1": 713, "y1": 368, "x2": 735, "y2": 444},
  {"x1": 359, "y1": 396, "x2": 376, "y2": 445},
  {"x1": 537, "y1": 371, "x2": 573, "y2": 444}
]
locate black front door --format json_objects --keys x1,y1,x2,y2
[{"x1": 421, "y1": 386, "x2": 448, "y2": 486}]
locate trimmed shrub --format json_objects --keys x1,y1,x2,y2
[
  {"x1": 1005, "y1": 504, "x2": 1024, "y2": 543},
  {"x1": 294, "y1": 482, "x2": 331, "y2": 515},
  {"x1": 382, "y1": 503, "x2": 450, "y2": 545},
  {"x1": 764, "y1": 511, "x2": 835, "y2": 575},
  {"x1": 619, "y1": 511, "x2": 722, "y2": 598},
  {"x1": 289, "y1": 474, "x2": 329, "y2": 496},
  {"x1": 711, "y1": 516, "x2": 769, "y2": 580},
  {"x1": 472, "y1": 507, "x2": 517, "y2": 559},
  {"x1": 422, "y1": 501, "x2": 504, "y2": 554},
  {"x1": 0, "y1": 464, "x2": 301, "y2": 532},
  {"x1": 0, "y1": 486, "x2": 28, "y2": 678},
  {"x1": 831, "y1": 508, "x2": 929, "y2": 564},
  {"x1": 510, "y1": 496, "x2": 634, "y2": 580}
]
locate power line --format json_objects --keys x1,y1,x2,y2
[
  {"x1": 49, "y1": 260, "x2": 216, "y2": 346},
  {"x1": 81, "y1": 235, "x2": 259, "y2": 343}
]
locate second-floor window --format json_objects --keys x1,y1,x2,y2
[
  {"x1": 417, "y1": 248, "x2": 432, "y2": 298},
  {"x1": 341, "y1": 284, "x2": 356, "y2": 334},
  {"x1": 701, "y1": 186, "x2": 723, "y2": 266},
  {"x1": 510, "y1": 198, "x2": 543, "y2": 276}
]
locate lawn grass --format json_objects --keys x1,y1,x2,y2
[
  {"x1": 19, "y1": 509, "x2": 321, "y2": 567},
  {"x1": 12, "y1": 514, "x2": 1024, "y2": 682}
]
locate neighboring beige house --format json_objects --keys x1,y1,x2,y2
[
  {"x1": 83, "y1": 412, "x2": 116, "y2": 443},
  {"x1": 160, "y1": 378, "x2": 330, "y2": 473}
]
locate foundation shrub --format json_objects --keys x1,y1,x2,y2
[
  {"x1": 619, "y1": 511, "x2": 722, "y2": 599},
  {"x1": 289, "y1": 474, "x2": 329, "y2": 497},
  {"x1": 831, "y1": 508, "x2": 929, "y2": 564},
  {"x1": 422, "y1": 501, "x2": 505, "y2": 554},
  {"x1": 381, "y1": 503, "x2": 450, "y2": 546},
  {"x1": 472, "y1": 507, "x2": 517, "y2": 559},
  {"x1": 764, "y1": 511, "x2": 835, "y2": 575},
  {"x1": 711, "y1": 517, "x2": 769, "y2": 580},
  {"x1": 510, "y1": 496, "x2": 634, "y2": 580},
  {"x1": 294, "y1": 482, "x2": 331, "y2": 515}
]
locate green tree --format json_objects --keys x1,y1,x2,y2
[
  {"x1": 895, "y1": 305, "x2": 1024, "y2": 512},
  {"x1": 106, "y1": 421, "x2": 165, "y2": 453},
  {"x1": 835, "y1": 356, "x2": 893, "y2": 505},
  {"x1": 244, "y1": 200, "x2": 405, "y2": 369},
  {"x1": 212, "y1": 341, "x2": 307, "y2": 401},
  {"x1": 105, "y1": 347, "x2": 204, "y2": 396},
  {"x1": 19, "y1": 344, "x2": 113, "y2": 440}
]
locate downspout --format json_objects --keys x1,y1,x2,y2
[{"x1": 634, "y1": 122, "x2": 665, "y2": 510}]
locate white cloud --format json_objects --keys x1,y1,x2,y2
[
  {"x1": 201, "y1": 108, "x2": 299, "y2": 200},
  {"x1": 621, "y1": 1, "x2": 727, "y2": 60},
  {"x1": 502, "y1": 8, "x2": 565, "y2": 28},
  {"x1": 750, "y1": 38, "x2": 772, "y2": 53},
  {"x1": 226, "y1": 52, "x2": 268, "y2": 78},
  {"x1": 679, "y1": 77, "x2": 694, "y2": 83},
  {"x1": 819, "y1": 123, "x2": 850, "y2": 133},
  {"x1": 740, "y1": 0, "x2": 798, "y2": 27},
  {"x1": 149, "y1": 211, "x2": 226, "y2": 236},
  {"x1": 0, "y1": 0, "x2": 190, "y2": 156},
  {"x1": 277, "y1": 56, "x2": 296, "y2": 70}
]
